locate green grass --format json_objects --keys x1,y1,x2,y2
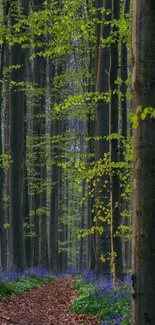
[{"x1": 0, "y1": 275, "x2": 53, "y2": 300}]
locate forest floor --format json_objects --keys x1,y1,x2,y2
[{"x1": 0, "y1": 277, "x2": 99, "y2": 325}]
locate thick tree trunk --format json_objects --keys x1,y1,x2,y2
[
  {"x1": 95, "y1": 0, "x2": 111, "y2": 274},
  {"x1": 109, "y1": 0, "x2": 123, "y2": 281},
  {"x1": 132, "y1": 1, "x2": 155, "y2": 324}
]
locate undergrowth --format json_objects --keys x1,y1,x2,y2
[
  {"x1": 0, "y1": 268, "x2": 54, "y2": 300},
  {"x1": 69, "y1": 270, "x2": 131, "y2": 325}
]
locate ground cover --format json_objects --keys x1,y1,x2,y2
[
  {"x1": 69, "y1": 270, "x2": 131, "y2": 325},
  {"x1": 0, "y1": 268, "x2": 54, "y2": 300},
  {"x1": 0, "y1": 272, "x2": 99, "y2": 324},
  {"x1": 0, "y1": 268, "x2": 131, "y2": 324}
]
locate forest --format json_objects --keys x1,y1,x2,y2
[{"x1": 0, "y1": 0, "x2": 154, "y2": 324}]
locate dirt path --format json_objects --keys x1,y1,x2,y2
[{"x1": 0, "y1": 278, "x2": 99, "y2": 325}]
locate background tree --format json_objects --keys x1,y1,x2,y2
[
  {"x1": 0, "y1": 0, "x2": 132, "y2": 278},
  {"x1": 95, "y1": 0, "x2": 111, "y2": 274},
  {"x1": 109, "y1": 0, "x2": 123, "y2": 281},
  {"x1": 10, "y1": 0, "x2": 27, "y2": 271}
]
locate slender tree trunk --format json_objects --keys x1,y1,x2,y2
[
  {"x1": 120, "y1": 0, "x2": 131, "y2": 272},
  {"x1": 10, "y1": 0, "x2": 26, "y2": 271},
  {"x1": 48, "y1": 61, "x2": 59, "y2": 274},
  {"x1": 58, "y1": 120, "x2": 68, "y2": 273},
  {"x1": 95, "y1": 0, "x2": 111, "y2": 274},
  {"x1": 87, "y1": 41, "x2": 96, "y2": 271},
  {"x1": 58, "y1": 161, "x2": 64, "y2": 273},
  {"x1": 3, "y1": 41, "x2": 10, "y2": 269},
  {"x1": 40, "y1": 167, "x2": 48, "y2": 269},
  {"x1": 24, "y1": 60, "x2": 33, "y2": 267},
  {"x1": 39, "y1": 66, "x2": 48, "y2": 270},
  {"x1": 24, "y1": 167, "x2": 32, "y2": 268},
  {"x1": 49, "y1": 121, "x2": 59, "y2": 273},
  {"x1": 109, "y1": 0, "x2": 123, "y2": 281},
  {"x1": 33, "y1": 187, "x2": 40, "y2": 267},
  {"x1": 31, "y1": 0, "x2": 46, "y2": 268},
  {"x1": 87, "y1": 172, "x2": 96, "y2": 270},
  {"x1": 23, "y1": 97, "x2": 32, "y2": 268},
  {"x1": 79, "y1": 180, "x2": 85, "y2": 272},
  {"x1": 0, "y1": 37, "x2": 5, "y2": 270},
  {"x1": 132, "y1": 1, "x2": 155, "y2": 324},
  {"x1": 64, "y1": 167, "x2": 68, "y2": 271}
]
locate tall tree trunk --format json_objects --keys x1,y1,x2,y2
[
  {"x1": 0, "y1": 35, "x2": 5, "y2": 270},
  {"x1": 48, "y1": 60, "x2": 59, "y2": 273},
  {"x1": 58, "y1": 120, "x2": 67, "y2": 273},
  {"x1": 64, "y1": 164, "x2": 69, "y2": 272},
  {"x1": 24, "y1": 166, "x2": 32, "y2": 268},
  {"x1": 79, "y1": 180, "x2": 85, "y2": 272},
  {"x1": 33, "y1": 186, "x2": 40, "y2": 267},
  {"x1": 87, "y1": 30, "x2": 95, "y2": 271},
  {"x1": 132, "y1": 1, "x2": 155, "y2": 324},
  {"x1": 120, "y1": 0, "x2": 131, "y2": 272},
  {"x1": 20, "y1": 0, "x2": 33, "y2": 269},
  {"x1": 39, "y1": 62, "x2": 48, "y2": 270},
  {"x1": 31, "y1": 0, "x2": 46, "y2": 267},
  {"x1": 58, "y1": 161, "x2": 65, "y2": 273},
  {"x1": 3, "y1": 42, "x2": 10, "y2": 269},
  {"x1": 109, "y1": 0, "x2": 123, "y2": 281},
  {"x1": 23, "y1": 98, "x2": 32, "y2": 268},
  {"x1": 40, "y1": 167, "x2": 48, "y2": 269},
  {"x1": 95, "y1": 0, "x2": 111, "y2": 274},
  {"x1": 10, "y1": 0, "x2": 26, "y2": 271},
  {"x1": 49, "y1": 120, "x2": 59, "y2": 273}
]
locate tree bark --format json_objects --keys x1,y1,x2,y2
[
  {"x1": 132, "y1": 1, "x2": 155, "y2": 324},
  {"x1": 49, "y1": 121, "x2": 59, "y2": 273},
  {"x1": 109, "y1": 0, "x2": 123, "y2": 281},
  {"x1": 3, "y1": 42, "x2": 10, "y2": 269},
  {"x1": 31, "y1": 0, "x2": 46, "y2": 268},
  {"x1": 120, "y1": 0, "x2": 131, "y2": 272},
  {"x1": 95, "y1": 0, "x2": 111, "y2": 274},
  {"x1": 39, "y1": 64, "x2": 48, "y2": 270},
  {"x1": 48, "y1": 62, "x2": 59, "y2": 273},
  {"x1": 79, "y1": 180, "x2": 85, "y2": 272},
  {"x1": 10, "y1": 0, "x2": 26, "y2": 271},
  {"x1": 0, "y1": 36, "x2": 5, "y2": 270}
]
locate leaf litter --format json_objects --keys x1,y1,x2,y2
[{"x1": 0, "y1": 277, "x2": 99, "y2": 325}]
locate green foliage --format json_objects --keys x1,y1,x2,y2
[
  {"x1": 132, "y1": 106, "x2": 155, "y2": 128},
  {"x1": 0, "y1": 275, "x2": 53, "y2": 300},
  {"x1": 0, "y1": 153, "x2": 12, "y2": 169},
  {"x1": 3, "y1": 223, "x2": 10, "y2": 229},
  {"x1": 0, "y1": 0, "x2": 133, "y2": 272},
  {"x1": 69, "y1": 275, "x2": 131, "y2": 324}
]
